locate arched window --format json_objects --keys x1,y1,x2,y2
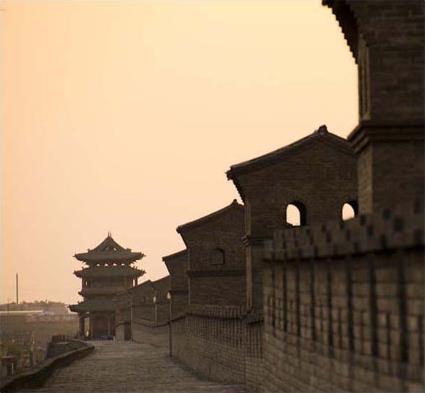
[
  {"x1": 211, "y1": 248, "x2": 225, "y2": 265},
  {"x1": 285, "y1": 202, "x2": 307, "y2": 227},
  {"x1": 342, "y1": 201, "x2": 358, "y2": 221}
]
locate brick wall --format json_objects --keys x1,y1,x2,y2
[
  {"x1": 132, "y1": 323, "x2": 169, "y2": 347},
  {"x1": 177, "y1": 201, "x2": 246, "y2": 307},
  {"x1": 227, "y1": 128, "x2": 357, "y2": 311},
  {"x1": 172, "y1": 304, "x2": 263, "y2": 387},
  {"x1": 189, "y1": 275, "x2": 245, "y2": 306},
  {"x1": 163, "y1": 250, "x2": 189, "y2": 318},
  {"x1": 114, "y1": 276, "x2": 171, "y2": 336},
  {"x1": 324, "y1": 0, "x2": 424, "y2": 123},
  {"x1": 324, "y1": 0, "x2": 424, "y2": 212},
  {"x1": 262, "y1": 201, "x2": 424, "y2": 392},
  {"x1": 158, "y1": 4, "x2": 424, "y2": 392}
]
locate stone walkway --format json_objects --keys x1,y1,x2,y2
[{"x1": 23, "y1": 341, "x2": 249, "y2": 393}]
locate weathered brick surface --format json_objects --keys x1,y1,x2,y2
[
  {"x1": 262, "y1": 202, "x2": 424, "y2": 392},
  {"x1": 114, "y1": 276, "x2": 171, "y2": 337},
  {"x1": 172, "y1": 307, "x2": 263, "y2": 387},
  {"x1": 177, "y1": 200, "x2": 246, "y2": 307},
  {"x1": 324, "y1": 0, "x2": 424, "y2": 212},
  {"x1": 324, "y1": 0, "x2": 424, "y2": 123},
  {"x1": 227, "y1": 127, "x2": 357, "y2": 310},
  {"x1": 163, "y1": 250, "x2": 189, "y2": 317},
  {"x1": 112, "y1": 3, "x2": 425, "y2": 393}
]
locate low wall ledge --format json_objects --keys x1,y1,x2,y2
[{"x1": 0, "y1": 341, "x2": 95, "y2": 393}]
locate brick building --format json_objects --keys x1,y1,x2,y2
[
  {"x1": 115, "y1": 276, "x2": 171, "y2": 341},
  {"x1": 177, "y1": 200, "x2": 246, "y2": 307},
  {"x1": 227, "y1": 127, "x2": 357, "y2": 311},
  {"x1": 163, "y1": 250, "x2": 188, "y2": 318},
  {"x1": 260, "y1": 1, "x2": 424, "y2": 392},
  {"x1": 160, "y1": 1, "x2": 424, "y2": 392}
]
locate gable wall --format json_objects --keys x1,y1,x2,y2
[
  {"x1": 238, "y1": 140, "x2": 357, "y2": 238},
  {"x1": 179, "y1": 206, "x2": 246, "y2": 306}
]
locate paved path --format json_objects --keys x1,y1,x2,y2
[{"x1": 23, "y1": 341, "x2": 249, "y2": 393}]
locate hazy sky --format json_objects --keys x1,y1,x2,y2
[{"x1": 1, "y1": 0, "x2": 357, "y2": 305}]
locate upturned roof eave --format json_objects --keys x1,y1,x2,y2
[
  {"x1": 73, "y1": 268, "x2": 144, "y2": 278},
  {"x1": 69, "y1": 301, "x2": 116, "y2": 313},
  {"x1": 74, "y1": 252, "x2": 144, "y2": 263}
]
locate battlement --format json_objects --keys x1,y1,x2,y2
[{"x1": 266, "y1": 200, "x2": 424, "y2": 261}]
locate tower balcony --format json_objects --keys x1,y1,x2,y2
[{"x1": 78, "y1": 287, "x2": 128, "y2": 297}]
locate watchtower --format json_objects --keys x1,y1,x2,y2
[{"x1": 69, "y1": 234, "x2": 144, "y2": 339}]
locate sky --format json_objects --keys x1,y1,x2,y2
[{"x1": 0, "y1": 0, "x2": 358, "y2": 305}]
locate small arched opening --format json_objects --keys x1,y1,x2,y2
[
  {"x1": 342, "y1": 201, "x2": 358, "y2": 221},
  {"x1": 211, "y1": 248, "x2": 225, "y2": 265},
  {"x1": 285, "y1": 202, "x2": 307, "y2": 227}
]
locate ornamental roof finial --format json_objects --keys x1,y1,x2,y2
[{"x1": 316, "y1": 124, "x2": 328, "y2": 134}]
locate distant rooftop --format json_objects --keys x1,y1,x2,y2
[
  {"x1": 69, "y1": 299, "x2": 116, "y2": 313},
  {"x1": 74, "y1": 265, "x2": 144, "y2": 278},
  {"x1": 74, "y1": 234, "x2": 144, "y2": 264}
]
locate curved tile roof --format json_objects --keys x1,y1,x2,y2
[
  {"x1": 74, "y1": 265, "x2": 144, "y2": 278},
  {"x1": 74, "y1": 234, "x2": 144, "y2": 263},
  {"x1": 69, "y1": 299, "x2": 116, "y2": 313}
]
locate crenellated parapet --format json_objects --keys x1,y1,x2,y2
[
  {"x1": 266, "y1": 200, "x2": 423, "y2": 261},
  {"x1": 262, "y1": 201, "x2": 424, "y2": 392}
]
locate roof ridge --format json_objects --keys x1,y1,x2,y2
[
  {"x1": 92, "y1": 235, "x2": 126, "y2": 252},
  {"x1": 226, "y1": 125, "x2": 354, "y2": 180},
  {"x1": 176, "y1": 199, "x2": 243, "y2": 233},
  {"x1": 74, "y1": 235, "x2": 144, "y2": 262},
  {"x1": 162, "y1": 249, "x2": 187, "y2": 261}
]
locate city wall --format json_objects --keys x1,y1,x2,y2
[
  {"x1": 172, "y1": 305, "x2": 263, "y2": 387},
  {"x1": 262, "y1": 201, "x2": 424, "y2": 392},
  {"x1": 112, "y1": 2, "x2": 424, "y2": 392}
]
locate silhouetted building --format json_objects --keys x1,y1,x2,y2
[
  {"x1": 163, "y1": 2, "x2": 424, "y2": 391},
  {"x1": 69, "y1": 234, "x2": 144, "y2": 339},
  {"x1": 227, "y1": 126, "x2": 357, "y2": 311},
  {"x1": 177, "y1": 200, "x2": 246, "y2": 307},
  {"x1": 163, "y1": 250, "x2": 188, "y2": 318}
]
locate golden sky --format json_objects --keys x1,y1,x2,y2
[{"x1": 0, "y1": 0, "x2": 357, "y2": 304}]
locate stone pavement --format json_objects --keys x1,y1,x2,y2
[{"x1": 23, "y1": 340, "x2": 250, "y2": 393}]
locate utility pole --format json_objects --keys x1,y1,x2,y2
[{"x1": 16, "y1": 273, "x2": 19, "y2": 304}]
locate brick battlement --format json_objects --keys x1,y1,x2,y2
[
  {"x1": 266, "y1": 201, "x2": 424, "y2": 261},
  {"x1": 261, "y1": 201, "x2": 424, "y2": 392}
]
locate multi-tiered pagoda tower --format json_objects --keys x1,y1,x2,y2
[{"x1": 69, "y1": 234, "x2": 144, "y2": 339}]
